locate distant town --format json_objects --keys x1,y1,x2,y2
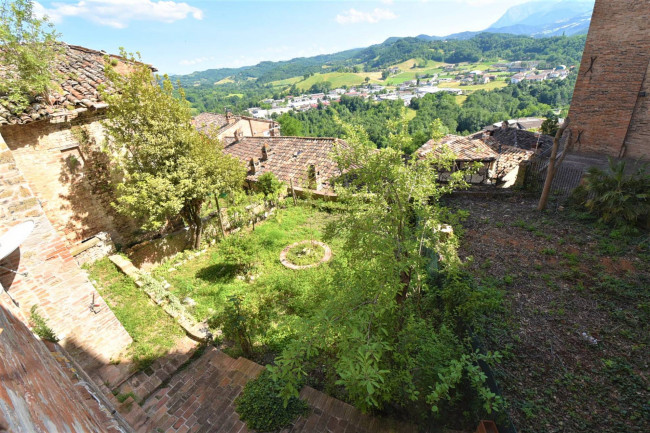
[{"x1": 248, "y1": 60, "x2": 572, "y2": 119}]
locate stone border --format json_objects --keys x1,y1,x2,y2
[{"x1": 280, "y1": 240, "x2": 332, "y2": 270}]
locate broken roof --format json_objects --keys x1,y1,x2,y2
[
  {"x1": 471, "y1": 128, "x2": 554, "y2": 154},
  {"x1": 223, "y1": 136, "x2": 346, "y2": 192},
  {"x1": 417, "y1": 134, "x2": 499, "y2": 162},
  {"x1": 0, "y1": 43, "x2": 153, "y2": 126}
]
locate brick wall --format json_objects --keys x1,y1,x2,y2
[
  {"x1": 0, "y1": 112, "x2": 139, "y2": 249},
  {"x1": 0, "y1": 300, "x2": 124, "y2": 432},
  {"x1": 568, "y1": 0, "x2": 650, "y2": 161},
  {"x1": 0, "y1": 133, "x2": 132, "y2": 376}
]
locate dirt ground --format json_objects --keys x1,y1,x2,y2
[{"x1": 446, "y1": 193, "x2": 649, "y2": 433}]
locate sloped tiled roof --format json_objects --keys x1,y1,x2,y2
[
  {"x1": 486, "y1": 141, "x2": 535, "y2": 179},
  {"x1": 417, "y1": 134, "x2": 498, "y2": 162},
  {"x1": 192, "y1": 112, "x2": 231, "y2": 133},
  {"x1": 472, "y1": 128, "x2": 554, "y2": 154},
  {"x1": 192, "y1": 112, "x2": 278, "y2": 138},
  {"x1": 223, "y1": 136, "x2": 346, "y2": 191},
  {"x1": 0, "y1": 44, "x2": 151, "y2": 126}
]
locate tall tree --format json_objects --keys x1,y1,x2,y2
[
  {"x1": 0, "y1": 0, "x2": 60, "y2": 113},
  {"x1": 269, "y1": 115, "x2": 501, "y2": 418},
  {"x1": 102, "y1": 51, "x2": 245, "y2": 249}
]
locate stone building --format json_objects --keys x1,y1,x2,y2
[
  {"x1": 192, "y1": 111, "x2": 279, "y2": 145},
  {"x1": 0, "y1": 44, "x2": 140, "y2": 382},
  {"x1": 222, "y1": 136, "x2": 346, "y2": 193},
  {"x1": 568, "y1": 0, "x2": 650, "y2": 161}
]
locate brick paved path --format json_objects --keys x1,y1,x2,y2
[{"x1": 137, "y1": 347, "x2": 416, "y2": 433}]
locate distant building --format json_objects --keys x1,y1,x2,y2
[{"x1": 193, "y1": 112, "x2": 279, "y2": 143}]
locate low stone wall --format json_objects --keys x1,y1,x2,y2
[{"x1": 127, "y1": 201, "x2": 276, "y2": 271}]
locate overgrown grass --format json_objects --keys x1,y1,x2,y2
[
  {"x1": 87, "y1": 258, "x2": 186, "y2": 370},
  {"x1": 155, "y1": 204, "x2": 342, "y2": 356}
]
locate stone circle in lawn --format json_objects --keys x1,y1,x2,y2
[{"x1": 280, "y1": 240, "x2": 332, "y2": 270}]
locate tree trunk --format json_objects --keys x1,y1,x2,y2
[
  {"x1": 538, "y1": 117, "x2": 570, "y2": 211},
  {"x1": 182, "y1": 199, "x2": 204, "y2": 250},
  {"x1": 215, "y1": 195, "x2": 226, "y2": 238}
]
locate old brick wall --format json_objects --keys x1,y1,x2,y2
[
  {"x1": 0, "y1": 112, "x2": 139, "y2": 249},
  {"x1": 0, "y1": 132, "x2": 132, "y2": 377},
  {"x1": 568, "y1": 0, "x2": 650, "y2": 161},
  {"x1": 0, "y1": 299, "x2": 126, "y2": 432}
]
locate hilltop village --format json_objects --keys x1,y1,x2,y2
[{"x1": 1, "y1": 1, "x2": 649, "y2": 433}]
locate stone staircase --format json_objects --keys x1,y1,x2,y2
[{"x1": 112, "y1": 346, "x2": 416, "y2": 433}]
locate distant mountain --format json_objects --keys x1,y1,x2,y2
[
  {"x1": 488, "y1": 0, "x2": 594, "y2": 37},
  {"x1": 416, "y1": 0, "x2": 594, "y2": 40}
]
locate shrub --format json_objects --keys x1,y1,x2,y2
[
  {"x1": 578, "y1": 159, "x2": 650, "y2": 228},
  {"x1": 235, "y1": 370, "x2": 309, "y2": 432},
  {"x1": 257, "y1": 172, "x2": 284, "y2": 202},
  {"x1": 29, "y1": 305, "x2": 59, "y2": 342}
]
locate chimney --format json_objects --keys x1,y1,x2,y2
[
  {"x1": 226, "y1": 109, "x2": 235, "y2": 125},
  {"x1": 261, "y1": 144, "x2": 268, "y2": 161},
  {"x1": 248, "y1": 158, "x2": 256, "y2": 175},
  {"x1": 234, "y1": 129, "x2": 242, "y2": 142},
  {"x1": 501, "y1": 120, "x2": 509, "y2": 131}
]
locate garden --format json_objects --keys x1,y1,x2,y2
[{"x1": 152, "y1": 204, "x2": 343, "y2": 359}]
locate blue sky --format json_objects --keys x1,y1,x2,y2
[{"x1": 34, "y1": 0, "x2": 579, "y2": 75}]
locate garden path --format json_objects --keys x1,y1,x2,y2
[{"x1": 133, "y1": 346, "x2": 416, "y2": 433}]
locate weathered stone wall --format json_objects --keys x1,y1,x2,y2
[
  {"x1": 0, "y1": 113, "x2": 139, "y2": 249},
  {"x1": 568, "y1": 0, "x2": 650, "y2": 161},
  {"x1": 0, "y1": 133, "x2": 132, "y2": 377},
  {"x1": 0, "y1": 300, "x2": 125, "y2": 432}
]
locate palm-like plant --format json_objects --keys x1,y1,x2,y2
[{"x1": 582, "y1": 159, "x2": 650, "y2": 227}]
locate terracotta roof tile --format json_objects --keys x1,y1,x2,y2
[
  {"x1": 417, "y1": 134, "x2": 498, "y2": 162},
  {"x1": 0, "y1": 43, "x2": 152, "y2": 126},
  {"x1": 223, "y1": 136, "x2": 346, "y2": 192},
  {"x1": 471, "y1": 128, "x2": 553, "y2": 153}
]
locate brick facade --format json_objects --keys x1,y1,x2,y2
[
  {"x1": 0, "y1": 300, "x2": 125, "y2": 432},
  {"x1": 0, "y1": 132, "x2": 132, "y2": 376},
  {"x1": 568, "y1": 0, "x2": 650, "y2": 161},
  {"x1": 0, "y1": 112, "x2": 140, "y2": 249}
]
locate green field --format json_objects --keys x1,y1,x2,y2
[{"x1": 439, "y1": 79, "x2": 508, "y2": 92}]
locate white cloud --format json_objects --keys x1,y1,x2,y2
[
  {"x1": 179, "y1": 56, "x2": 214, "y2": 66},
  {"x1": 36, "y1": 0, "x2": 203, "y2": 29},
  {"x1": 336, "y1": 8, "x2": 397, "y2": 25}
]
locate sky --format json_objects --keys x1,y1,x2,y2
[{"x1": 33, "y1": 0, "x2": 580, "y2": 75}]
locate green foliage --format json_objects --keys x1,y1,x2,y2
[
  {"x1": 277, "y1": 112, "x2": 304, "y2": 136},
  {"x1": 86, "y1": 258, "x2": 185, "y2": 371},
  {"x1": 268, "y1": 118, "x2": 501, "y2": 421},
  {"x1": 235, "y1": 370, "x2": 309, "y2": 432},
  {"x1": 29, "y1": 305, "x2": 59, "y2": 342},
  {"x1": 0, "y1": 0, "x2": 61, "y2": 113},
  {"x1": 102, "y1": 50, "x2": 245, "y2": 248},
  {"x1": 257, "y1": 172, "x2": 284, "y2": 203},
  {"x1": 541, "y1": 115, "x2": 559, "y2": 136},
  {"x1": 577, "y1": 159, "x2": 650, "y2": 228},
  {"x1": 285, "y1": 242, "x2": 325, "y2": 266},
  {"x1": 211, "y1": 295, "x2": 254, "y2": 357}
]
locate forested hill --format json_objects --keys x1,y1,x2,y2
[{"x1": 170, "y1": 33, "x2": 586, "y2": 87}]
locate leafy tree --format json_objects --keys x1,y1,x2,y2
[
  {"x1": 541, "y1": 115, "x2": 559, "y2": 136},
  {"x1": 0, "y1": 0, "x2": 60, "y2": 113},
  {"x1": 102, "y1": 51, "x2": 245, "y2": 249},
  {"x1": 277, "y1": 112, "x2": 304, "y2": 136},
  {"x1": 268, "y1": 116, "x2": 502, "y2": 420}
]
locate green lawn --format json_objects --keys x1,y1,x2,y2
[
  {"x1": 87, "y1": 258, "x2": 186, "y2": 370},
  {"x1": 295, "y1": 72, "x2": 369, "y2": 90},
  {"x1": 153, "y1": 204, "x2": 342, "y2": 355},
  {"x1": 439, "y1": 79, "x2": 508, "y2": 92}
]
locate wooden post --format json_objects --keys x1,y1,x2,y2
[
  {"x1": 289, "y1": 178, "x2": 297, "y2": 206},
  {"x1": 215, "y1": 195, "x2": 226, "y2": 238},
  {"x1": 538, "y1": 117, "x2": 571, "y2": 211}
]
